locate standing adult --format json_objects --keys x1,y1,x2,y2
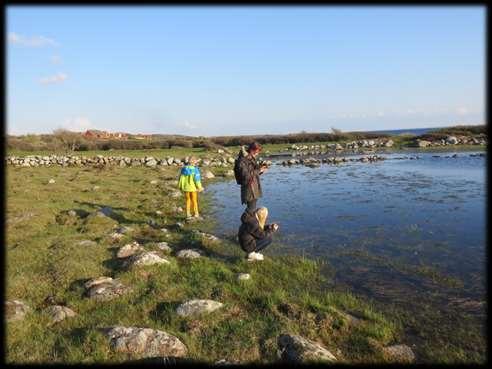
[{"x1": 234, "y1": 142, "x2": 268, "y2": 212}]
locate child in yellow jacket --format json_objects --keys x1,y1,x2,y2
[{"x1": 178, "y1": 157, "x2": 204, "y2": 219}]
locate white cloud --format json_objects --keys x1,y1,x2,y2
[
  {"x1": 62, "y1": 117, "x2": 95, "y2": 132},
  {"x1": 50, "y1": 55, "x2": 62, "y2": 65},
  {"x1": 39, "y1": 72, "x2": 68, "y2": 85},
  {"x1": 9, "y1": 32, "x2": 59, "y2": 47},
  {"x1": 181, "y1": 121, "x2": 198, "y2": 129}
]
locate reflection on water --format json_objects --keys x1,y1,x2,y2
[{"x1": 208, "y1": 151, "x2": 486, "y2": 361}]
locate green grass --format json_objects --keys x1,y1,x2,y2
[{"x1": 6, "y1": 164, "x2": 403, "y2": 364}]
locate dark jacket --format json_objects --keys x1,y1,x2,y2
[
  {"x1": 238, "y1": 151, "x2": 263, "y2": 204},
  {"x1": 238, "y1": 210, "x2": 274, "y2": 253}
]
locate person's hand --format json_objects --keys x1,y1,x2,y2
[
  {"x1": 272, "y1": 223, "x2": 279, "y2": 232},
  {"x1": 198, "y1": 187, "x2": 204, "y2": 192},
  {"x1": 260, "y1": 165, "x2": 268, "y2": 174}
]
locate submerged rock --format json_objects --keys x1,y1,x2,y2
[
  {"x1": 277, "y1": 334, "x2": 337, "y2": 363},
  {"x1": 176, "y1": 299, "x2": 224, "y2": 317},
  {"x1": 103, "y1": 326, "x2": 188, "y2": 358}
]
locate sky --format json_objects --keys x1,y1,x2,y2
[{"x1": 7, "y1": 6, "x2": 486, "y2": 136}]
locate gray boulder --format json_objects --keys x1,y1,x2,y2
[
  {"x1": 277, "y1": 334, "x2": 337, "y2": 363},
  {"x1": 103, "y1": 326, "x2": 188, "y2": 358},
  {"x1": 176, "y1": 299, "x2": 224, "y2": 317}
]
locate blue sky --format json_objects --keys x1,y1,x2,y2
[{"x1": 7, "y1": 6, "x2": 485, "y2": 136}]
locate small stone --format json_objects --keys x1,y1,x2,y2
[
  {"x1": 109, "y1": 232, "x2": 124, "y2": 241},
  {"x1": 45, "y1": 305, "x2": 77, "y2": 324},
  {"x1": 156, "y1": 242, "x2": 172, "y2": 252},
  {"x1": 77, "y1": 240, "x2": 97, "y2": 247},
  {"x1": 382, "y1": 344, "x2": 415, "y2": 363},
  {"x1": 203, "y1": 170, "x2": 215, "y2": 179},
  {"x1": 84, "y1": 277, "x2": 131, "y2": 301},
  {"x1": 6, "y1": 300, "x2": 30, "y2": 321},
  {"x1": 48, "y1": 179, "x2": 56, "y2": 184},
  {"x1": 160, "y1": 228, "x2": 169, "y2": 233},
  {"x1": 93, "y1": 185, "x2": 100, "y2": 190},
  {"x1": 277, "y1": 334, "x2": 337, "y2": 363},
  {"x1": 117, "y1": 242, "x2": 145, "y2": 258},
  {"x1": 176, "y1": 299, "x2": 224, "y2": 317},
  {"x1": 150, "y1": 180, "x2": 158, "y2": 185},
  {"x1": 125, "y1": 251, "x2": 170, "y2": 267},
  {"x1": 176, "y1": 249, "x2": 202, "y2": 259},
  {"x1": 237, "y1": 273, "x2": 250, "y2": 281},
  {"x1": 155, "y1": 210, "x2": 163, "y2": 215}
]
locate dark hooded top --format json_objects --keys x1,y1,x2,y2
[
  {"x1": 237, "y1": 147, "x2": 263, "y2": 204},
  {"x1": 237, "y1": 210, "x2": 274, "y2": 253}
]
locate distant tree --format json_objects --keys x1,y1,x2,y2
[{"x1": 52, "y1": 128, "x2": 86, "y2": 151}]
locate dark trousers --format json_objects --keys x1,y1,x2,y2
[
  {"x1": 246, "y1": 199, "x2": 257, "y2": 212},
  {"x1": 255, "y1": 234, "x2": 272, "y2": 252}
]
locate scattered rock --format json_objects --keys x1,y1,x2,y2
[
  {"x1": 84, "y1": 277, "x2": 131, "y2": 301},
  {"x1": 382, "y1": 344, "x2": 415, "y2": 363},
  {"x1": 109, "y1": 232, "x2": 124, "y2": 241},
  {"x1": 150, "y1": 180, "x2": 158, "y2": 185},
  {"x1": 155, "y1": 210, "x2": 163, "y2": 215},
  {"x1": 77, "y1": 240, "x2": 98, "y2": 247},
  {"x1": 45, "y1": 305, "x2": 77, "y2": 324},
  {"x1": 170, "y1": 191, "x2": 182, "y2": 198},
  {"x1": 277, "y1": 334, "x2": 337, "y2": 363},
  {"x1": 202, "y1": 170, "x2": 215, "y2": 179},
  {"x1": 225, "y1": 170, "x2": 235, "y2": 177},
  {"x1": 97, "y1": 206, "x2": 115, "y2": 218},
  {"x1": 6, "y1": 300, "x2": 30, "y2": 321},
  {"x1": 125, "y1": 251, "x2": 170, "y2": 267},
  {"x1": 176, "y1": 249, "x2": 202, "y2": 259},
  {"x1": 445, "y1": 136, "x2": 458, "y2": 145},
  {"x1": 156, "y1": 242, "x2": 172, "y2": 253},
  {"x1": 237, "y1": 273, "x2": 250, "y2": 281},
  {"x1": 176, "y1": 299, "x2": 224, "y2": 317},
  {"x1": 48, "y1": 178, "x2": 56, "y2": 184},
  {"x1": 93, "y1": 185, "x2": 100, "y2": 191},
  {"x1": 416, "y1": 139, "x2": 432, "y2": 148},
  {"x1": 117, "y1": 242, "x2": 145, "y2": 258},
  {"x1": 103, "y1": 326, "x2": 188, "y2": 358}
]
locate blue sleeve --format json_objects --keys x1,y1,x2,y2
[{"x1": 194, "y1": 167, "x2": 201, "y2": 182}]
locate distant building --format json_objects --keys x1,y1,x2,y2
[{"x1": 83, "y1": 130, "x2": 129, "y2": 140}]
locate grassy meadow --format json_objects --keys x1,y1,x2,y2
[{"x1": 6, "y1": 163, "x2": 406, "y2": 364}]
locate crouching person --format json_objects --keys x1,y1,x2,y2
[{"x1": 238, "y1": 207, "x2": 279, "y2": 261}]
